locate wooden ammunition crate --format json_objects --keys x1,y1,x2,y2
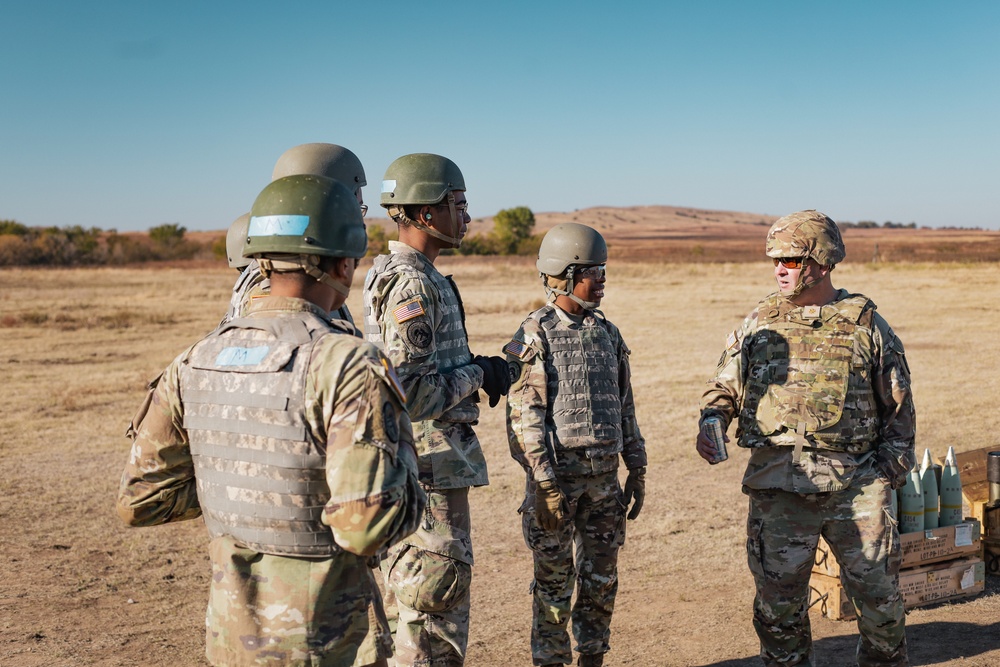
[
  {"x1": 812, "y1": 521, "x2": 981, "y2": 578},
  {"x1": 809, "y1": 556, "x2": 985, "y2": 621}
]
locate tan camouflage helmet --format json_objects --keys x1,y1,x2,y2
[
  {"x1": 225, "y1": 212, "x2": 251, "y2": 270},
  {"x1": 765, "y1": 210, "x2": 846, "y2": 266},
  {"x1": 271, "y1": 143, "x2": 366, "y2": 192}
]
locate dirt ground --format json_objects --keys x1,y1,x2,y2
[{"x1": 2, "y1": 259, "x2": 999, "y2": 666}]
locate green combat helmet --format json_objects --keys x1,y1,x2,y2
[
  {"x1": 226, "y1": 212, "x2": 251, "y2": 270},
  {"x1": 271, "y1": 143, "x2": 367, "y2": 194},
  {"x1": 380, "y1": 153, "x2": 466, "y2": 248},
  {"x1": 766, "y1": 210, "x2": 845, "y2": 267},
  {"x1": 244, "y1": 174, "x2": 367, "y2": 296},
  {"x1": 536, "y1": 222, "x2": 607, "y2": 310}
]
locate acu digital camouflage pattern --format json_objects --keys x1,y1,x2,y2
[
  {"x1": 362, "y1": 241, "x2": 487, "y2": 490},
  {"x1": 505, "y1": 304, "x2": 644, "y2": 666},
  {"x1": 505, "y1": 304, "x2": 646, "y2": 483},
  {"x1": 381, "y1": 487, "x2": 474, "y2": 667},
  {"x1": 701, "y1": 289, "x2": 915, "y2": 492},
  {"x1": 519, "y1": 472, "x2": 627, "y2": 666},
  {"x1": 765, "y1": 209, "x2": 846, "y2": 266},
  {"x1": 224, "y1": 260, "x2": 359, "y2": 334},
  {"x1": 746, "y1": 467, "x2": 907, "y2": 667},
  {"x1": 118, "y1": 296, "x2": 425, "y2": 667}
]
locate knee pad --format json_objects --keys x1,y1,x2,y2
[{"x1": 388, "y1": 545, "x2": 471, "y2": 613}]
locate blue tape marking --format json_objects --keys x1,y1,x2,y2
[
  {"x1": 215, "y1": 346, "x2": 270, "y2": 367},
  {"x1": 248, "y1": 215, "x2": 309, "y2": 236}
]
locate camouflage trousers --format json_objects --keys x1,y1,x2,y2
[
  {"x1": 746, "y1": 470, "x2": 907, "y2": 667},
  {"x1": 382, "y1": 487, "x2": 474, "y2": 667},
  {"x1": 205, "y1": 536, "x2": 392, "y2": 667},
  {"x1": 520, "y1": 470, "x2": 627, "y2": 666}
]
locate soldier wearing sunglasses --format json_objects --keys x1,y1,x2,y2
[
  {"x1": 696, "y1": 210, "x2": 915, "y2": 667},
  {"x1": 504, "y1": 223, "x2": 646, "y2": 667}
]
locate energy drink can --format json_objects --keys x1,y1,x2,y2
[{"x1": 703, "y1": 416, "x2": 728, "y2": 464}]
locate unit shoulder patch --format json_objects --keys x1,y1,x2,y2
[{"x1": 402, "y1": 320, "x2": 433, "y2": 353}]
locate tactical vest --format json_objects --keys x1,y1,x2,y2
[
  {"x1": 739, "y1": 293, "x2": 879, "y2": 453},
  {"x1": 534, "y1": 306, "x2": 623, "y2": 453},
  {"x1": 363, "y1": 246, "x2": 478, "y2": 423},
  {"x1": 180, "y1": 309, "x2": 347, "y2": 557}
]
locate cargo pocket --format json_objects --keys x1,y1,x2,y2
[
  {"x1": 387, "y1": 544, "x2": 471, "y2": 614},
  {"x1": 883, "y1": 506, "x2": 902, "y2": 576}
]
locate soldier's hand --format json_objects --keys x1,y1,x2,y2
[
  {"x1": 623, "y1": 467, "x2": 645, "y2": 520},
  {"x1": 534, "y1": 479, "x2": 566, "y2": 531},
  {"x1": 474, "y1": 355, "x2": 511, "y2": 408},
  {"x1": 695, "y1": 427, "x2": 727, "y2": 464}
]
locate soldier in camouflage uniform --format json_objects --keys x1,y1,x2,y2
[
  {"x1": 362, "y1": 153, "x2": 511, "y2": 667},
  {"x1": 224, "y1": 143, "x2": 369, "y2": 331},
  {"x1": 697, "y1": 210, "x2": 915, "y2": 667},
  {"x1": 118, "y1": 174, "x2": 426, "y2": 667},
  {"x1": 504, "y1": 223, "x2": 646, "y2": 667}
]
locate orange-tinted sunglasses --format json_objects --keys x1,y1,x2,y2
[{"x1": 773, "y1": 257, "x2": 805, "y2": 269}]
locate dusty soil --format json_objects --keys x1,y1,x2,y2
[{"x1": 2, "y1": 248, "x2": 1000, "y2": 666}]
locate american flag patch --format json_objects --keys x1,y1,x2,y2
[
  {"x1": 392, "y1": 298, "x2": 425, "y2": 323},
  {"x1": 726, "y1": 331, "x2": 739, "y2": 350},
  {"x1": 381, "y1": 356, "x2": 406, "y2": 403},
  {"x1": 503, "y1": 339, "x2": 529, "y2": 359}
]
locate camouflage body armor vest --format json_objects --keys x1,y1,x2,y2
[
  {"x1": 363, "y1": 249, "x2": 479, "y2": 423},
  {"x1": 180, "y1": 309, "x2": 347, "y2": 557},
  {"x1": 739, "y1": 293, "x2": 879, "y2": 453},
  {"x1": 534, "y1": 306, "x2": 623, "y2": 454}
]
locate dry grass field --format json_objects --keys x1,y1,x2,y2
[{"x1": 3, "y1": 254, "x2": 1000, "y2": 666}]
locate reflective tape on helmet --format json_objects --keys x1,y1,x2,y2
[{"x1": 249, "y1": 215, "x2": 310, "y2": 236}]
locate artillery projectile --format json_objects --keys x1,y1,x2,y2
[
  {"x1": 939, "y1": 446, "x2": 964, "y2": 526},
  {"x1": 920, "y1": 448, "x2": 940, "y2": 529},
  {"x1": 899, "y1": 463, "x2": 924, "y2": 534}
]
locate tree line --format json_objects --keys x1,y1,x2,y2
[{"x1": 0, "y1": 207, "x2": 540, "y2": 267}]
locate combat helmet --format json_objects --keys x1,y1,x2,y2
[
  {"x1": 272, "y1": 143, "x2": 367, "y2": 193},
  {"x1": 381, "y1": 153, "x2": 467, "y2": 247},
  {"x1": 225, "y1": 212, "x2": 251, "y2": 270},
  {"x1": 536, "y1": 223, "x2": 607, "y2": 310},
  {"x1": 766, "y1": 210, "x2": 845, "y2": 267},
  {"x1": 245, "y1": 174, "x2": 367, "y2": 295}
]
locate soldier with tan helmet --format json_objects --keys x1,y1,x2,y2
[
  {"x1": 362, "y1": 153, "x2": 511, "y2": 667},
  {"x1": 118, "y1": 174, "x2": 425, "y2": 667},
  {"x1": 223, "y1": 142, "x2": 370, "y2": 330},
  {"x1": 697, "y1": 210, "x2": 915, "y2": 666},
  {"x1": 504, "y1": 223, "x2": 646, "y2": 667}
]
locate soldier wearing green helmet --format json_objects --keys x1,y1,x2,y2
[
  {"x1": 697, "y1": 210, "x2": 915, "y2": 666},
  {"x1": 222, "y1": 142, "x2": 370, "y2": 330},
  {"x1": 118, "y1": 174, "x2": 424, "y2": 667},
  {"x1": 362, "y1": 153, "x2": 511, "y2": 667},
  {"x1": 504, "y1": 223, "x2": 646, "y2": 667}
]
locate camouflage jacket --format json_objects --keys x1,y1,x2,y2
[
  {"x1": 223, "y1": 259, "x2": 358, "y2": 334},
  {"x1": 362, "y1": 241, "x2": 488, "y2": 490},
  {"x1": 118, "y1": 296, "x2": 425, "y2": 665},
  {"x1": 701, "y1": 289, "x2": 915, "y2": 493},
  {"x1": 505, "y1": 304, "x2": 646, "y2": 481}
]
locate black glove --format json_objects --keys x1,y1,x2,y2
[
  {"x1": 474, "y1": 355, "x2": 511, "y2": 407},
  {"x1": 623, "y1": 467, "x2": 645, "y2": 520}
]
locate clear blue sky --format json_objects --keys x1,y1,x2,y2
[{"x1": 2, "y1": 1, "x2": 998, "y2": 231}]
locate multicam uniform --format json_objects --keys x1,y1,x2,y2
[
  {"x1": 701, "y1": 288, "x2": 915, "y2": 667},
  {"x1": 505, "y1": 304, "x2": 646, "y2": 666},
  {"x1": 362, "y1": 240, "x2": 487, "y2": 667},
  {"x1": 118, "y1": 296, "x2": 424, "y2": 667},
  {"x1": 224, "y1": 260, "x2": 357, "y2": 331}
]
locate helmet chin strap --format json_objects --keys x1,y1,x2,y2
[
  {"x1": 780, "y1": 260, "x2": 826, "y2": 301},
  {"x1": 258, "y1": 256, "x2": 350, "y2": 296},
  {"x1": 388, "y1": 193, "x2": 463, "y2": 248},
  {"x1": 542, "y1": 266, "x2": 600, "y2": 310}
]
